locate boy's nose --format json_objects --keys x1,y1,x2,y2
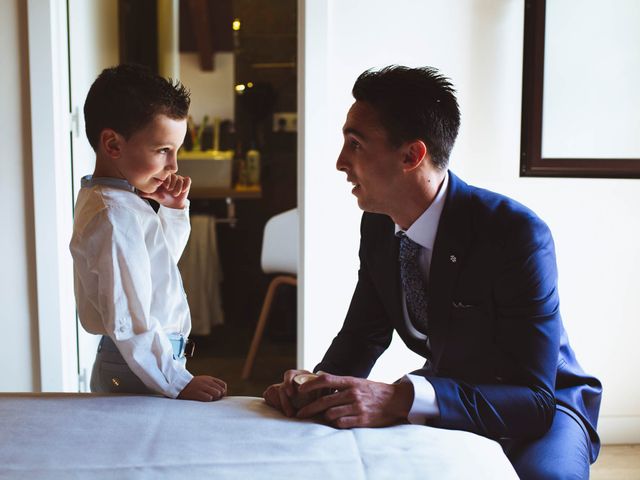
[{"x1": 166, "y1": 154, "x2": 178, "y2": 173}]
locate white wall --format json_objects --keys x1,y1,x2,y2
[
  {"x1": 179, "y1": 52, "x2": 235, "y2": 125},
  {"x1": 0, "y1": 0, "x2": 39, "y2": 391},
  {"x1": 301, "y1": 0, "x2": 640, "y2": 444}
]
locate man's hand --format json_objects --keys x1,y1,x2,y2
[
  {"x1": 295, "y1": 373, "x2": 414, "y2": 428},
  {"x1": 178, "y1": 375, "x2": 227, "y2": 402},
  {"x1": 141, "y1": 173, "x2": 191, "y2": 209},
  {"x1": 262, "y1": 369, "x2": 312, "y2": 417}
]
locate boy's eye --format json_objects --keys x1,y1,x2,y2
[{"x1": 158, "y1": 148, "x2": 170, "y2": 154}]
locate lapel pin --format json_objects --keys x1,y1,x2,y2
[{"x1": 450, "y1": 255, "x2": 457, "y2": 263}]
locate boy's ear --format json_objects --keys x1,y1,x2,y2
[
  {"x1": 100, "y1": 129, "x2": 122, "y2": 159},
  {"x1": 402, "y1": 140, "x2": 428, "y2": 172}
]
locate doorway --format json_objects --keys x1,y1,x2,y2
[{"x1": 69, "y1": 0, "x2": 298, "y2": 396}]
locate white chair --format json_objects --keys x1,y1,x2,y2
[{"x1": 242, "y1": 209, "x2": 298, "y2": 380}]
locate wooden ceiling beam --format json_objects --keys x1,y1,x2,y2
[{"x1": 187, "y1": 0, "x2": 214, "y2": 70}]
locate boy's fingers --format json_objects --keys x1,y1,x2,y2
[
  {"x1": 211, "y1": 377, "x2": 227, "y2": 390},
  {"x1": 172, "y1": 176, "x2": 183, "y2": 195},
  {"x1": 182, "y1": 176, "x2": 192, "y2": 195},
  {"x1": 171, "y1": 174, "x2": 179, "y2": 189}
]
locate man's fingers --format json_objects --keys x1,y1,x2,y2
[
  {"x1": 277, "y1": 383, "x2": 295, "y2": 417},
  {"x1": 323, "y1": 404, "x2": 356, "y2": 422},
  {"x1": 298, "y1": 373, "x2": 351, "y2": 394},
  {"x1": 283, "y1": 369, "x2": 309, "y2": 396},
  {"x1": 263, "y1": 385, "x2": 281, "y2": 409},
  {"x1": 296, "y1": 389, "x2": 346, "y2": 418},
  {"x1": 330, "y1": 415, "x2": 359, "y2": 429}
]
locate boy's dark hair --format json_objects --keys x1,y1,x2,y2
[
  {"x1": 84, "y1": 64, "x2": 190, "y2": 151},
  {"x1": 352, "y1": 65, "x2": 460, "y2": 170}
]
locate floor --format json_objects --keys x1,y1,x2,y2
[
  {"x1": 592, "y1": 445, "x2": 640, "y2": 479},
  {"x1": 187, "y1": 322, "x2": 296, "y2": 397},
  {"x1": 188, "y1": 325, "x2": 640, "y2": 479}
]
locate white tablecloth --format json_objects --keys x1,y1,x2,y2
[{"x1": 0, "y1": 394, "x2": 517, "y2": 479}]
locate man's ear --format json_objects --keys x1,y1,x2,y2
[
  {"x1": 402, "y1": 140, "x2": 428, "y2": 172},
  {"x1": 100, "y1": 129, "x2": 122, "y2": 159}
]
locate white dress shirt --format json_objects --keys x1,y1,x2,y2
[
  {"x1": 395, "y1": 172, "x2": 449, "y2": 424},
  {"x1": 70, "y1": 176, "x2": 193, "y2": 398}
]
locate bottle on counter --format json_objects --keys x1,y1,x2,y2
[{"x1": 246, "y1": 147, "x2": 261, "y2": 187}]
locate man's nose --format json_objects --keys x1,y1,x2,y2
[{"x1": 336, "y1": 149, "x2": 349, "y2": 172}]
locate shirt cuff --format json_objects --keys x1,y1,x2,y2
[
  {"x1": 166, "y1": 367, "x2": 194, "y2": 399},
  {"x1": 158, "y1": 200, "x2": 190, "y2": 215},
  {"x1": 402, "y1": 374, "x2": 440, "y2": 424}
]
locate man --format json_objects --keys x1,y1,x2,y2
[{"x1": 264, "y1": 66, "x2": 601, "y2": 479}]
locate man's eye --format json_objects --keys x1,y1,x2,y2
[
  {"x1": 350, "y1": 140, "x2": 361, "y2": 150},
  {"x1": 158, "y1": 148, "x2": 170, "y2": 154}
]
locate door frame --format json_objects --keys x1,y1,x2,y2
[
  {"x1": 27, "y1": 0, "x2": 78, "y2": 391},
  {"x1": 28, "y1": 0, "x2": 311, "y2": 389}
]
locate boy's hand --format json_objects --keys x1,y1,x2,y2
[
  {"x1": 178, "y1": 375, "x2": 227, "y2": 402},
  {"x1": 141, "y1": 173, "x2": 191, "y2": 209}
]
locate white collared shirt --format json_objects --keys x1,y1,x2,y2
[
  {"x1": 395, "y1": 171, "x2": 449, "y2": 424},
  {"x1": 70, "y1": 177, "x2": 193, "y2": 398}
]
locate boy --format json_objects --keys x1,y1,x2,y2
[{"x1": 70, "y1": 64, "x2": 227, "y2": 401}]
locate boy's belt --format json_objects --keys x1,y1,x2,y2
[
  {"x1": 168, "y1": 333, "x2": 196, "y2": 359},
  {"x1": 99, "y1": 334, "x2": 195, "y2": 359}
]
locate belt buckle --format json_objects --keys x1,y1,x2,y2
[{"x1": 184, "y1": 339, "x2": 195, "y2": 358}]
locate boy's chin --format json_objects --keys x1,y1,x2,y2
[{"x1": 137, "y1": 185, "x2": 158, "y2": 195}]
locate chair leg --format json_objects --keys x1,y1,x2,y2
[{"x1": 242, "y1": 275, "x2": 297, "y2": 380}]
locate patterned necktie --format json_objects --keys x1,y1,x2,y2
[{"x1": 398, "y1": 233, "x2": 429, "y2": 334}]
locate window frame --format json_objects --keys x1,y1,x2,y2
[{"x1": 520, "y1": 0, "x2": 640, "y2": 179}]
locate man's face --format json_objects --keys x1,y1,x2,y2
[
  {"x1": 336, "y1": 101, "x2": 405, "y2": 214},
  {"x1": 115, "y1": 114, "x2": 187, "y2": 193}
]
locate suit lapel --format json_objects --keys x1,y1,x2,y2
[
  {"x1": 368, "y1": 216, "x2": 431, "y2": 355},
  {"x1": 376, "y1": 220, "x2": 405, "y2": 331},
  {"x1": 427, "y1": 171, "x2": 473, "y2": 367}
]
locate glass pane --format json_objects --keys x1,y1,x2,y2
[{"x1": 542, "y1": 0, "x2": 640, "y2": 159}]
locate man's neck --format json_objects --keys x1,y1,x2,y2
[{"x1": 390, "y1": 170, "x2": 446, "y2": 230}]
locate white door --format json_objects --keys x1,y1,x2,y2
[{"x1": 67, "y1": 0, "x2": 120, "y2": 391}]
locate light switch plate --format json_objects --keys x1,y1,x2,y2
[{"x1": 273, "y1": 112, "x2": 297, "y2": 132}]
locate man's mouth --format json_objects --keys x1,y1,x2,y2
[{"x1": 349, "y1": 180, "x2": 361, "y2": 193}]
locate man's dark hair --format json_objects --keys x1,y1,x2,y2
[
  {"x1": 352, "y1": 65, "x2": 460, "y2": 170},
  {"x1": 84, "y1": 64, "x2": 191, "y2": 151}
]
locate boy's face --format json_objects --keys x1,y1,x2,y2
[{"x1": 114, "y1": 114, "x2": 187, "y2": 194}]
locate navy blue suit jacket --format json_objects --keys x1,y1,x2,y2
[{"x1": 316, "y1": 171, "x2": 602, "y2": 461}]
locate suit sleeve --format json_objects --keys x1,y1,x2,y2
[
  {"x1": 315, "y1": 218, "x2": 394, "y2": 377},
  {"x1": 419, "y1": 213, "x2": 560, "y2": 441}
]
